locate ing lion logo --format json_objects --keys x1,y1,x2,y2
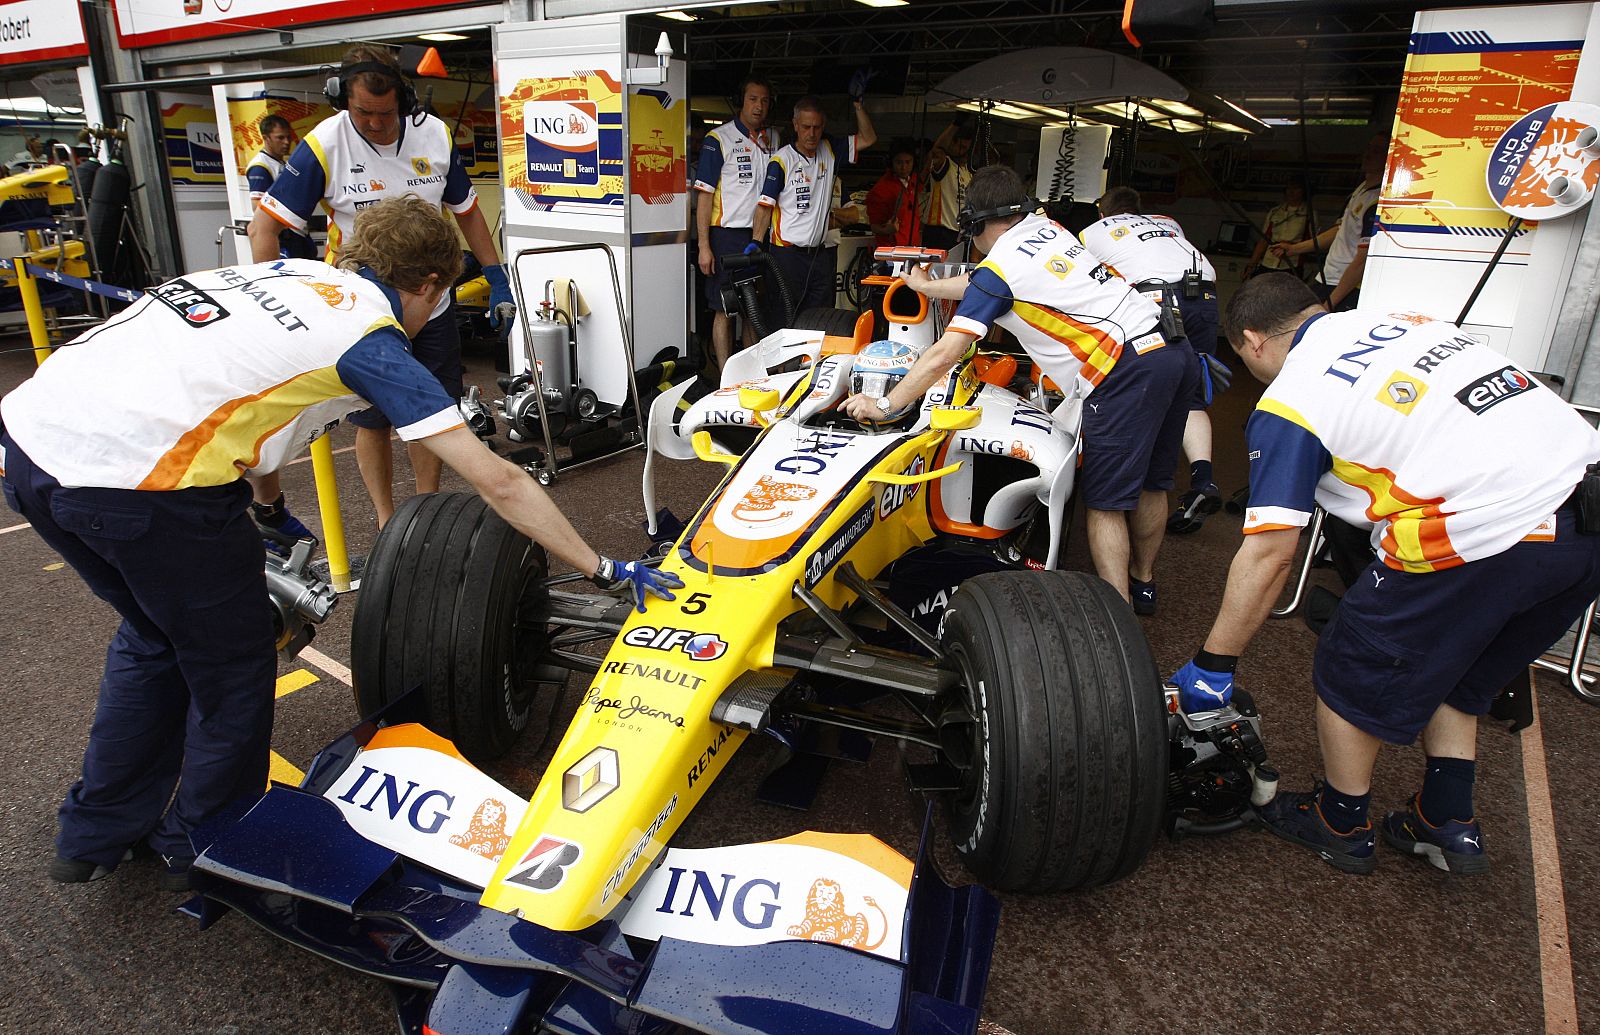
[
  {"x1": 785, "y1": 878, "x2": 887, "y2": 951},
  {"x1": 448, "y1": 798, "x2": 512, "y2": 860},
  {"x1": 368, "y1": 178, "x2": 387, "y2": 191},
  {"x1": 1391, "y1": 312, "x2": 1432, "y2": 327},
  {"x1": 304, "y1": 281, "x2": 355, "y2": 310},
  {"x1": 1008, "y1": 440, "x2": 1034, "y2": 461},
  {"x1": 731, "y1": 475, "x2": 818, "y2": 524}
]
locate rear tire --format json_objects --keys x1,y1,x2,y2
[
  {"x1": 793, "y1": 306, "x2": 859, "y2": 338},
  {"x1": 940, "y1": 569, "x2": 1166, "y2": 892},
  {"x1": 351, "y1": 492, "x2": 551, "y2": 763}
]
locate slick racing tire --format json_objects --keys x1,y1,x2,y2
[
  {"x1": 352, "y1": 492, "x2": 551, "y2": 763},
  {"x1": 793, "y1": 306, "x2": 860, "y2": 338},
  {"x1": 940, "y1": 569, "x2": 1166, "y2": 892}
]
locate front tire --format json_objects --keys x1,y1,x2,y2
[
  {"x1": 351, "y1": 492, "x2": 551, "y2": 762},
  {"x1": 940, "y1": 570, "x2": 1166, "y2": 892}
]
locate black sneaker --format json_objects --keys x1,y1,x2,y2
[
  {"x1": 1255, "y1": 785, "x2": 1377, "y2": 875},
  {"x1": 48, "y1": 848, "x2": 132, "y2": 884},
  {"x1": 1382, "y1": 796, "x2": 1489, "y2": 875},
  {"x1": 159, "y1": 853, "x2": 196, "y2": 892},
  {"x1": 1130, "y1": 579, "x2": 1157, "y2": 616},
  {"x1": 1168, "y1": 483, "x2": 1223, "y2": 534}
]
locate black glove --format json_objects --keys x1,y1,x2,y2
[{"x1": 847, "y1": 68, "x2": 877, "y2": 104}]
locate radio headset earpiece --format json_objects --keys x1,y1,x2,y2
[
  {"x1": 324, "y1": 60, "x2": 419, "y2": 118},
  {"x1": 956, "y1": 197, "x2": 1041, "y2": 240}
]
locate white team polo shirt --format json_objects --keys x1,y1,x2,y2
[
  {"x1": 1, "y1": 261, "x2": 462, "y2": 490},
  {"x1": 1244, "y1": 310, "x2": 1600, "y2": 571},
  {"x1": 949, "y1": 213, "x2": 1164, "y2": 394},
  {"x1": 758, "y1": 134, "x2": 858, "y2": 248},
  {"x1": 259, "y1": 111, "x2": 476, "y2": 317},
  {"x1": 693, "y1": 118, "x2": 780, "y2": 229},
  {"x1": 1079, "y1": 213, "x2": 1216, "y2": 285}
]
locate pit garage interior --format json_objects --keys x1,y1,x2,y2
[{"x1": 2, "y1": 1, "x2": 1599, "y2": 1033}]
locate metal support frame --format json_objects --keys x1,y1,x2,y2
[
  {"x1": 1269, "y1": 505, "x2": 1325, "y2": 619},
  {"x1": 506, "y1": 243, "x2": 648, "y2": 485}
]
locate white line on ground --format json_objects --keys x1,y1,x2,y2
[
  {"x1": 299, "y1": 646, "x2": 353, "y2": 687},
  {"x1": 1522, "y1": 679, "x2": 1578, "y2": 1035},
  {"x1": 0, "y1": 520, "x2": 28, "y2": 535}
]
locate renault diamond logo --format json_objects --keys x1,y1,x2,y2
[{"x1": 562, "y1": 746, "x2": 620, "y2": 813}]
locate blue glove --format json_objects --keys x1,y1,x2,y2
[
  {"x1": 483, "y1": 264, "x2": 514, "y2": 329},
  {"x1": 742, "y1": 240, "x2": 763, "y2": 256},
  {"x1": 596, "y1": 556, "x2": 685, "y2": 613},
  {"x1": 1172, "y1": 660, "x2": 1235, "y2": 714},
  {"x1": 847, "y1": 68, "x2": 877, "y2": 104},
  {"x1": 1197, "y1": 353, "x2": 1231, "y2": 405}
]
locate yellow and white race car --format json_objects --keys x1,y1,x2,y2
[{"x1": 188, "y1": 248, "x2": 1181, "y2": 1035}]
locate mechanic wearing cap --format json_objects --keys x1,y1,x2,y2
[
  {"x1": 1081, "y1": 186, "x2": 1229, "y2": 540},
  {"x1": 843, "y1": 165, "x2": 1197, "y2": 609},
  {"x1": 750, "y1": 88, "x2": 877, "y2": 313},
  {"x1": 244, "y1": 114, "x2": 317, "y2": 261},
  {"x1": 1, "y1": 197, "x2": 681, "y2": 892},
  {"x1": 1171, "y1": 273, "x2": 1600, "y2": 876},
  {"x1": 1272, "y1": 135, "x2": 1387, "y2": 312},
  {"x1": 246, "y1": 43, "x2": 515, "y2": 529},
  {"x1": 922, "y1": 117, "x2": 976, "y2": 253},
  {"x1": 694, "y1": 76, "x2": 779, "y2": 373}
]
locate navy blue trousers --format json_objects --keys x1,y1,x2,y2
[{"x1": 1, "y1": 434, "x2": 275, "y2": 865}]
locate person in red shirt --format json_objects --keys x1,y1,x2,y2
[{"x1": 865, "y1": 144, "x2": 921, "y2": 248}]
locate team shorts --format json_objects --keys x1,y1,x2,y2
[
  {"x1": 768, "y1": 243, "x2": 838, "y2": 313},
  {"x1": 1175, "y1": 291, "x2": 1223, "y2": 412},
  {"x1": 1313, "y1": 500, "x2": 1600, "y2": 744},
  {"x1": 1078, "y1": 333, "x2": 1198, "y2": 511},
  {"x1": 347, "y1": 304, "x2": 463, "y2": 430},
  {"x1": 705, "y1": 226, "x2": 754, "y2": 312}
]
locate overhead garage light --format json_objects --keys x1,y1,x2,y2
[
  {"x1": 658, "y1": 10, "x2": 698, "y2": 21},
  {"x1": 855, "y1": 0, "x2": 910, "y2": 6},
  {"x1": 954, "y1": 100, "x2": 1037, "y2": 121},
  {"x1": 418, "y1": 32, "x2": 469, "y2": 41}
]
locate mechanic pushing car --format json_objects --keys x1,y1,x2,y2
[
  {"x1": 0, "y1": 197, "x2": 681, "y2": 892},
  {"x1": 844, "y1": 165, "x2": 1198, "y2": 609},
  {"x1": 1080, "y1": 186, "x2": 1229, "y2": 540},
  {"x1": 1171, "y1": 273, "x2": 1600, "y2": 876},
  {"x1": 247, "y1": 43, "x2": 515, "y2": 530}
]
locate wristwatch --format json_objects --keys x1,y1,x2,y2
[{"x1": 875, "y1": 395, "x2": 893, "y2": 415}]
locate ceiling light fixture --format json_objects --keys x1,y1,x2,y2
[
  {"x1": 658, "y1": 10, "x2": 698, "y2": 21},
  {"x1": 417, "y1": 32, "x2": 469, "y2": 41},
  {"x1": 854, "y1": 0, "x2": 910, "y2": 6}
]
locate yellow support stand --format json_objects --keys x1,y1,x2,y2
[
  {"x1": 15, "y1": 260, "x2": 53, "y2": 366},
  {"x1": 308, "y1": 436, "x2": 352, "y2": 591}
]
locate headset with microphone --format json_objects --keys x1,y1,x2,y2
[
  {"x1": 324, "y1": 60, "x2": 419, "y2": 119},
  {"x1": 956, "y1": 196, "x2": 1042, "y2": 240}
]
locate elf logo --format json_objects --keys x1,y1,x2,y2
[
  {"x1": 503, "y1": 835, "x2": 581, "y2": 892},
  {"x1": 149, "y1": 278, "x2": 230, "y2": 327},
  {"x1": 622, "y1": 625, "x2": 728, "y2": 661},
  {"x1": 1455, "y1": 366, "x2": 1535, "y2": 415}
]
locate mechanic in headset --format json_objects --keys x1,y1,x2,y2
[
  {"x1": 1081, "y1": 186, "x2": 1230, "y2": 538},
  {"x1": 246, "y1": 43, "x2": 514, "y2": 530},
  {"x1": 244, "y1": 115, "x2": 316, "y2": 260},
  {"x1": 694, "y1": 76, "x2": 779, "y2": 374},
  {"x1": 843, "y1": 166, "x2": 1198, "y2": 610},
  {"x1": 1, "y1": 197, "x2": 681, "y2": 892},
  {"x1": 1171, "y1": 273, "x2": 1600, "y2": 876},
  {"x1": 750, "y1": 85, "x2": 878, "y2": 314}
]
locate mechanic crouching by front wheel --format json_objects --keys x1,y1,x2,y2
[
  {"x1": 1171, "y1": 273, "x2": 1600, "y2": 876},
  {"x1": 0, "y1": 196, "x2": 681, "y2": 893},
  {"x1": 844, "y1": 165, "x2": 1197, "y2": 609}
]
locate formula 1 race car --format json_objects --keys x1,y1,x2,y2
[{"x1": 187, "y1": 247, "x2": 1271, "y2": 1035}]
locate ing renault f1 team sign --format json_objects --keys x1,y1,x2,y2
[{"x1": 523, "y1": 100, "x2": 600, "y2": 186}]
